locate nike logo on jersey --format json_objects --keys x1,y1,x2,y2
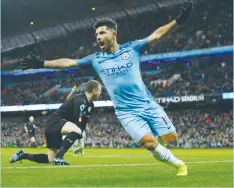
[{"x1": 98, "y1": 60, "x2": 105, "y2": 64}]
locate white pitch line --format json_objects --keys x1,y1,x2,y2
[{"x1": 3, "y1": 160, "x2": 233, "y2": 169}]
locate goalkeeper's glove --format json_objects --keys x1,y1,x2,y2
[
  {"x1": 175, "y1": 1, "x2": 194, "y2": 25},
  {"x1": 20, "y1": 52, "x2": 44, "y2": 70},
  {"x1": 72, "y1": 85, "x2": 80, "y2": 92}
]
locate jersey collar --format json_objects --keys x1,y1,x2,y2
[
  {"x1": 95, "y1": 44, "x2": 124, "y2": 58},
  {"x1": 83, "y1": 93, "x2": 94, "y2": 106}
]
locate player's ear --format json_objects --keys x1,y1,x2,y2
[{"x1": 113, "y1": 32, "x2": 117, "y2": 37}]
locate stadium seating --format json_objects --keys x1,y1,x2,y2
[{"x1": 1, "y1": 109, "x2": 233, "y2": 148}]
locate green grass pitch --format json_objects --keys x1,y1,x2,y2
[{"x1": 1, "y1": 148, "x2": 233, "y2": 187}]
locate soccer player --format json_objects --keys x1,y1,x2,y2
[
  {"x1": 66, "y1": 84, "x2": 87, "y2": 156},
  {"x1": 20, "y1": 1, "x2": 193, "y2": 175},
  {"x1": 24, "y1": 116, "x2": 38, "y2": 147},
  {"x1": 10, "y1": 80, "x2": 101, "y2": 165}
]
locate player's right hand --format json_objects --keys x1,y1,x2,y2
[{"x1": 20, "y1": 52, "x2": 44, "y2": 70}]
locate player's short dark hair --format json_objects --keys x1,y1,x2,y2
[
  {"x1": 93, "y1": 18, "x2": 118, "y2": 31},
  {"x1": 86, "y1": 80, "x2": 101, "y2": 93}
]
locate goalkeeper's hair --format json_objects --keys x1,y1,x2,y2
[
  {"x1": 93, "y1": 18, "x2": 118, "y2": 32},
  {"x1": 86, "y1": 80, "x2": 101, "y2": 93}
]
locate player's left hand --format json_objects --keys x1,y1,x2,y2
[{"x1": 175, "y1": 1, "x2": 194, "y2": 25}]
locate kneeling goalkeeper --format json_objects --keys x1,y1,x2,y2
[{"x1": 10, "y1": 80, "x2": 101, "y2": 165}]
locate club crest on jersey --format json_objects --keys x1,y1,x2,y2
[
  {"x1": 80, "y1": 104, "x2": 85, "y2": 111},
  {"x1": 88, "y1": 107, "x2": 92, "y2": 112},
  {"x1": 121, "y1": 52, "x2": 130, "y2": 60}
]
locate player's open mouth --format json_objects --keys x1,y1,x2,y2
[{"x1": 98, "y1": 41, "x2": 105, "y2": 49}]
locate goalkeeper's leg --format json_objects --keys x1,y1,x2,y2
[{"x1": 62, "y1": 135, "x2": 79, "y2": 152}]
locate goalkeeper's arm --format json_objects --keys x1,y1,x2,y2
[{"x1": 66, "y1": 85, "x2": 80, "y2": 101}]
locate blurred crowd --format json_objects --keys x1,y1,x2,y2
[
  {"x1": 1, "y1": 0, "x2": 233, "y2": 105},
  {"x1": 2, "y1": 54, "x2": 232, "y2": 105},
  {"x1": 1, "y1": 116, "x2": 46, "y2": 148},
  {"x1": 2, "y1": 0, "x2": 232, "y2": 66},
  {"x1": 1, "y1": 109, "x2": 233, "y2": 148},
  {"x1": 1, "y1": 1, "x2": 233, "y2": 150}
]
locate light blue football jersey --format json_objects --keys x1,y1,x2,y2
[{"x1": 76, "y1": 38, "x2": 156, "y2": 111}]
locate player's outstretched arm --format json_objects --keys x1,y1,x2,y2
[
  {"x1": 66, "y1": 85, "x2": 80, "y2": 101},
  {"x1": 148, "y1": 1, "x2": 194, "y2": 46},
  {"x1": 20, "y1": 52, "x2": 77, "y2": 70},
  {"x1": 44, "y1": 59, "x2": 77, "y2": 69}
]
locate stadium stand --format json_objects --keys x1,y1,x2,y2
[
  {"x1": 1, "y1": 0, "x2": 233, "y2": 149},
  {"x1": 1, "y1": 109, "x2": 233, "y2": 148}
]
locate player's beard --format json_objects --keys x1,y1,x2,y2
[
  {"x1": 99, "y1": 40, "x2": 108, "y2": 52},
  {"x1": 103, "y1": 40, "x2": 114, "y2": 53}
]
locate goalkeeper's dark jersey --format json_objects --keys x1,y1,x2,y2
[{"x1": 55, "y1": 93, "x2": 94, "y2": 132}]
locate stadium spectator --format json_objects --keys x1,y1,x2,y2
[
  {"x1": 2, "y1": 0, "x2": 232, "y2": 68},
  {"x1": 1, "y1": 109, "x2": 232, "y2": 148}
]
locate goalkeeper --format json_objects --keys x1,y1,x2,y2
[
  {"x1": 10, "y1": 80, "x2": 100, "y2": 165},
  {"x1": 66, "y1": 85, "x2": 88, "y2": 156}
]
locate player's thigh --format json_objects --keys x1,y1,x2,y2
[
  {"x1": 117, "y1": 113, "x2": 152, "y2": 143},
  {"x1": 61, "y1": 121, "x2": 82, "y2": 135},
  {"x1": 45, "y1": 117, "x2": 65, "y2": 149},
  {"x1": 145, "y1": 105, "x2": 177, "y2": 140},
  {"x1": 45, "y1": 132, "x2": 62, "y2": 149},
  {"x1": 47, "y1": 148, "x2": 58, "y2": 162}
]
